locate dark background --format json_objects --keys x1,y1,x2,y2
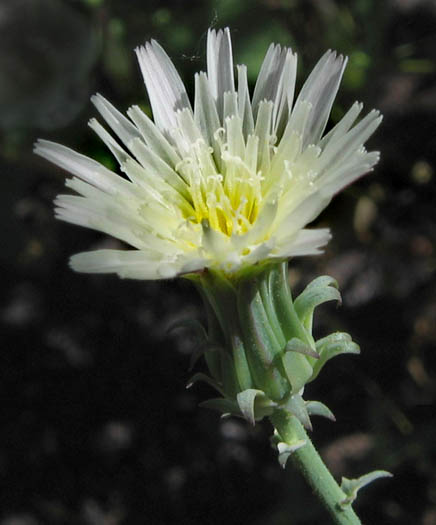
[{"x1": 1, "y1": 0, "x2": 436, "y2": 523}]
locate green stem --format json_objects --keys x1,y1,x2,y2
[{"x1": 270, "y1": 410, "x2": 361, "y2": 525}]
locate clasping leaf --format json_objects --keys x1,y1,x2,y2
[{"x1": 340, "y1": 470, "x2": 393, "y2": 507}]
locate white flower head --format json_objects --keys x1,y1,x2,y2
[{"x1": 35, "y1": 28, "x2": 382, "y2": 280}]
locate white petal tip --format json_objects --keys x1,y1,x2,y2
[
  {"x1": 90, "y1": 93, "x2": 105, "y2": 107},
  {"x1": 33, "y1": 141, "x2": 43, "y2": 155},
  {"x1": 33, "y1": 139, "x2": 55, "y2": 158}
]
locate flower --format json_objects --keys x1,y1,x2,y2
[{"x1": 35, "y1": 28, "x2": 381, "y2": 280}]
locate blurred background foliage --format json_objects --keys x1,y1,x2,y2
[{"x1": 1, "y1": 0, "x2": 436, "y2": 524}]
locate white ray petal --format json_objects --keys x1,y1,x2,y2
[
  {"x1": 274, "y1": 228, "x2": 331, "y2": 258},
  {"x1": 70, "y1": 249, "x2": 182, "y2": 279},
  {"x1": 127, "y1": 138, "x2": 190, "y2": 198},
  {"x1": 318, "y1": 110, "x2": 382, "y2": 173},
  {"x1": 127, "y1": 105, "x2": 181, "y2": 168},
  {"x1": 254, "y1": 100, "x2": 274, "y2": 173},
  {"x1": 319, "y1": 101, "x2": 363, "y2": 149},
  {"x1": 319, "y1": 152, "x2": 380, "y2": 197},
  {"x1": 278, "y1": 100, "x2": 312, "y2": 150},
  {"x1": 91, "y1": 94, "x2": 141, "y2": 150},
  {"x1": 170, "y1": 108, "x2": 203, "y2": 157},
  {"x1": 252, "y1": 44, "x2": 297, "y2": 139},
  {"x1": 252, "y1": 43, "x2": 281, "y2": 115},
  {"x1": 237, "y1": 65, "x2": 254, "y2": 138},
  {"x1": 223, "y1": 90, "x2": 239, "y2": 121},
  {"x1": 54, "y1": 194, "x2": 149, "y2": 249},
  {"x1": 34, "y1": 140, "x2": 131, "y2": 195},
  {"x1": 194, "y1": 71, "x2": 221, "y2": 161},
  {"x1": 225, "y1": 114, "x2": 245, "y2": 159},
  {"x1": 207, "y1": 28, "x2": 235, "y2": 121},
  {"x1": 64, "y1": 177, "x2": 130, "y2": 202},
  {"x1": 293, "y1": 50, "x2": 347, "y2": 147},
  {"x1": 135, "y1": 40, "x2": 192, "y2": 134},
  {"x1": 88, "y1": 118, "x2": 132, "y2": 166},
  {"x1": 275, "y1": 191, "x2": 331, "y2": 240},
  {"x1": 120, "y1": 158, "x2": 184, "y2": 213},
  {"x1": 272, "y1": 48, "x2": 297, "y2": 139}
]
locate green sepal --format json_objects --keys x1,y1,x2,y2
[
  {"x1": 220, "y1": 349, "x2": 240, "y2": 400},
  {"x1": 236, "y1": 388, "x2": 277, "y2": 425},
  {"x1": 199, "y1": 397, "x2": 241, "y2": 418},
  {"x1": 186, "y1": 372, "x2": 225, "y2": 396},
  {"x1": 282, "y1": 339, "x2": 316, "y2": 394},
  {"x1": 195, "y1": 284, "x2": 226, "y2": 382},
  {"x1": 269, "y1": 428, "x2": 281, "y2": 449},
  {"x1": 259, "y1": 271, "x2": 286, "y2": 348},
  {"x1": 166, "y1": 318, "x2": 224, "y2": 378},
  {"x1": 277, "y1": 439, "x2": 307, "y2": 469},
  {"x1": 269, "y1": 263, "x2": 314, "y2": 348},
  {"x1": 189, "y1": 341, "x2": 222, "y2": 371},
  {"x1": 340, "y1": 470, "x2": 393, "y2": 507},
  {"x1": 285, "y1": 337, "x2": 320, "y2": 359},
  {"x1": 305, "y1": 400, "x2": 336, "y2": 422},
  {"x1": 281, "y1": 392, "x2": 312, "y2": 430},
  {"x1": 310, "y1": 332, "x2": 360, "y2": 382},
  {"x1": 200, "y1": 390, "x2": 277, "y2": 423},
  {"x1": 230, "y1": 331, "x2": 253, "y2": 392},
  {"x1": 237, "y1": 273, "x2": 288, "y2": 401},
  {"x1": 294, "y1": 276, "x2": 341, "y2": 332},
  {"x1": 237, "y1": 389, "x2": 262, "y2": 426},
  {"x1": 196, "y1": 269, "x2": 236, "y2": 344},
  {"x1": 198, "y1": 269, "x2": 254, "y2": 395},
  {"x1": 166, "y1": 318, "x2": 208, "y2": 340}
]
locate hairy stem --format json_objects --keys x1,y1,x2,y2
[{"x1": 270, "y1": 410, "x2": 361, "y2": 525}]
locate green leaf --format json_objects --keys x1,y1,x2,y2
[
  {"x1": 310, "y1": 332, "x2": 360, "y2": 382},
  {"x1": 294, "y1": 276, "x2": 341, "y2": 331},
  {"x1": 340, "y1": 470, "x2": 393, "y2": 507},
  {"x1": 305, "y1": 400, "x2": 336, "y2": 422}
]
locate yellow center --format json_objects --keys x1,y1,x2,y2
[
  {"x1": 175, "y1": 140, "x2": 264, "y2": 237},
  {"x1": 186, "y1": 170, "x2": 263, "y2": 237}
]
